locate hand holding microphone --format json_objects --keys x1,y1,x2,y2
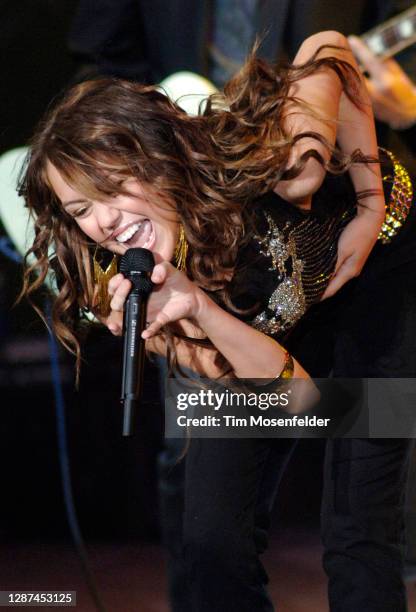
[{"x1": 105, "y1": 250, "x2": 206, "y2": 434}]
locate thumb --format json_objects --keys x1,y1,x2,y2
[
  {"x1": 332, "y1": 251, "x2": 346, "y2": 276},
  {"x1": 320, "y1": 257, "x2": 355, "y2": 300},
  {"x1": 151, "y1": 262, "x2": 169, "y2": 284}
]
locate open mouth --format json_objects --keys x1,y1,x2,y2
[{"x1": 115, "y1": 219, "x2": 155, "y2": 250}]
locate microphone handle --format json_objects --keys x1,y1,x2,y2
[{"x1": 121, "y1": 291, "x2": 147, "y2": 436}]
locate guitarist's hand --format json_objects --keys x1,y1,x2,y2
[{"x1": 348, "y1": 35, "x2": 416, "y2": 130}]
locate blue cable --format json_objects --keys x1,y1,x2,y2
[
  {"x1": 45, "y1": 303, "x2": 107, "y2": 612},
  {"x1": 0, "y1": 236, "x2": 22, "y2": 263},
  {"x1": 0, "y1": 237, "x2": 106, "y2": 612}
]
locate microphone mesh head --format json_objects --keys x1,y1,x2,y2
[
  {"x1": 119, "y1": 248, "x2": 155, "y2": 273},
  {"x1": 120, "y1": 248, "x2": 155, "y2": 294}
]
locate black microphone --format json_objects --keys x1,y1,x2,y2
[{"x1": 119, "y1": 248, "x2": 155, "y2": 436}]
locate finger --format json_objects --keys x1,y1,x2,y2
[
  {"x1": 110, "y1": 278, "x2": 132, "y2": 312},
  {"x1": 347, "y1": 35, "x2": 386, "y2": 80},
  {"x1": 108, "y1": 273, "x2": 126, "y2": 295},
  {"x1": 151, "y1": 262, "x2": 170, "y2": 285},
  {"x1": 141, "y1": 311, "x2": 170, "y2": 339},
  {"x1": 320, "y1": 261, "x2": 342, "y2": 300},
  {"x1": 332, "y1": 251, "x2": 350, "y2": 275},
  {"x1": 107, "y1": 322, "x2": 122, "y2": 336},
  {"x1": 320, "y1": 263, "x2": 359, "y2": 300},
  {"x1": 106, "y1": 311, "x2": 123, "y2": 336}
]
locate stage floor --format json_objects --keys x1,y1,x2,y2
[{"x1": 1, "y1": 528, "x2": 415, "y2": 611}]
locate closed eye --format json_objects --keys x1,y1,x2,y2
[
  {"x1": 71, "y1": 206, "x2": 90, "y2": 218},
  {"x1": 62, "y1": 197, "x2": 91, "y2": 218}
]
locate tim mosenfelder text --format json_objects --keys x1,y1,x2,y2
[{"x1": 176, "y1": 414, "x2": 331, "y2": 428}]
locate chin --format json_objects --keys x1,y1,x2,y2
[{"x1": 151, "y1": 248, "x2": 174, "y2": 264}]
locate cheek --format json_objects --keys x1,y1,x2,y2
[
  {"x1": 76, "y1": 218, "x2": 100, "y2": 241},
  {"x1": 155, "y1": 224, "x2": 178, "y2": 258}
]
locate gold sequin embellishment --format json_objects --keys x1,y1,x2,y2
[
  {"x1": 250, "y1": 208, "x2": 354, "y2": 337},
  {"x1": 378, "y1": 149, "x2": 413, "y2": 244}
]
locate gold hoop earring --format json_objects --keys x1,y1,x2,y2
[
  {"x1": 93, "y1": 247, "x2": 118, "y2": 317},
  {"x1": 174, "y1": 225, "x2": 188, "y2": 272}
]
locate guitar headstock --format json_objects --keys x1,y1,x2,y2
[{"x1": 361, "y1": 5, "x2": 416, "y2": 59}]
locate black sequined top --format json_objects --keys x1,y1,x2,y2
[{"x1": 226, "y1": 172, "x2": 358, "y2": 339}]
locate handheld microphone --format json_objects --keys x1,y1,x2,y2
[{"x1": 119, "y1": 248, "x2": 155, "y2": 436}]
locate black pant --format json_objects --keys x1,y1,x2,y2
[
  {"x1": 322, "y1": 438, "x2": 412, "y2": 612},
  {"x1": 159, "y1": 436, "x2": 411, "y2": 612}
]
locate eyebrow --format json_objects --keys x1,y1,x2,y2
[{"x1": 62, "y1": 199, "x2": 89, "y2": 208}]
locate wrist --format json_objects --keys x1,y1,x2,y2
[
  {"x1": 356, "y1": 207, "x2": 385, "y2": 237},
  {"x1": 193, "y1": 286, "x2": 215, "y2": 327}
]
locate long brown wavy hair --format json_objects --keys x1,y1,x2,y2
[{"x1": 19, "y1": 45, "x2": 372, "y2": 378}]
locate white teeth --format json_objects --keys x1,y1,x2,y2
[
  {"x1": 116, "y1": 222, "x2": 142, "y2": 243},
  {"x1": 142, "y1": 231, "x2": 155, "y2": 249}
]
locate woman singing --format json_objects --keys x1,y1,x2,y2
[{"x1": 20, "y1": 31, "x2": 414, "y2": 611}]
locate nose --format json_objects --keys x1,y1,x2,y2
[{"x1": 94, "y1": 201, "x2": 121, "y2": 235}]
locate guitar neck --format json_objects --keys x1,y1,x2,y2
[{"x1": 361, "y1": 5, "x2": 416, "y2": 58}]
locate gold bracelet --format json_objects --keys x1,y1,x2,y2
[
  {"x1": 378, "y1": 149, "x2": 413, "y2": 244},
  {"x1": 252, "y1": 350, "x2": 294, "y2": 388},
  {"x1": 279, "y1": 350, "x2": 295, "y2": 380}
]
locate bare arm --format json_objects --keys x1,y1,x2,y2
[
  {"x1": 107, "y1": 266, "x2": 310, "y2": 380},
  {"x1": 274, "y1": 30, "x2": 384, "y2": 218},
  {"x1": 272, "y1": 31, "x2": 385, "y2": 299},
  {"x1": 143, "y1": 264, "x2": 309, "y2": 379}
]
